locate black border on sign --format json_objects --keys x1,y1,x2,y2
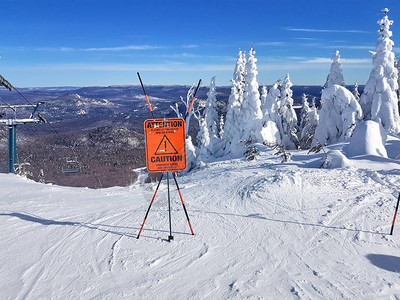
[{"x1": 144, "y1": 118, "x2": 187, "y2": 172}]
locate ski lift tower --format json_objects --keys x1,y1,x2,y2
[{"x1": 0, "y1": 75, "x2": 45, "y2": 173}]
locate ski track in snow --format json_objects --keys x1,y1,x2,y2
[{"x1": 0, "y1": 149, "x2": 400, "y2": 299}]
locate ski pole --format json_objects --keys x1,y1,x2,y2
[
  {"x1": 184, "y1": 79, "x2": 202, "y2": 119},
  {"x1": 390, "y1": 192, "x2": 400, "y2": 235},
  {"x1": 167, "y1": 171, "x2": 173, "y2": 241},
  {"x1": 172, "y1": 172, "x2": 194, "y2": 235},
  {"x1": 137, "y1": 172, "x2": 164, "y2": 239},
  {"x1": 137, "y1": 72, "x2": 155, "y2": 119}
]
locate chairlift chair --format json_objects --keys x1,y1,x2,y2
[{"x1": 62, "y1": 157, "x2": 81, "y2": 174}]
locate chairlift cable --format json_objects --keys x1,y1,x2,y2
[
  {"x1": 0, "y1": 99, "x2": 16, "y2": 112},
  {"x1": 12, "y1": 86, "x2": 35, "y2": 107}
]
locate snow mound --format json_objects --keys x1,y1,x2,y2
[
  {"x1": 323, "y1": 150, "x2": 353, "y2": 169},
  {"x1": 345, "y1": 120, "x2": 388, "y2": 158}
]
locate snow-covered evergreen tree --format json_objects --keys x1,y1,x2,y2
[
  {"x1": 223, "y1": 50, "x2": 246, "y2": 155},
  {"x1": 359, "y1": 8, "x2": 400, "y2": 135},
  {"x1": 313, "y1": 85, "x2": 363, "y2": 145},
  {"x1": 324, "y1": 50, "x2": 345, "y2": 88},
  {"x1": 258, "y1": 85, "x2": 281, "y2": 146},
  {"x1": 353, "y1": 81, "x2": 360, "y2": 101},
  {"x1": 396, "y1": 58, "x2": 400, "y2": 100},
  {"x1": 170, "y1": 84, "x2": 199, "y2": 172},
  {"x1": 299, "y1": 93, "x2": 311, "y2": 131},
  {"x1": 185, "y1": 136, "x2": 198, "y2": 173},
  {"x1": 219, "y1": 114, "x2": 224, "y2": 138},
  {"x1": 240, "y1": 45, "x2": 265, "y2": 144},
  {"x1": 311, "y1": 97, "x2": 317, "y2": 109},
  {"x1": 204, "y1": 76, "x2": 221, "y2": 155},
  {"x1": 260, "y1": 85, "x2": 268, "y2": 112},
  {"x1": 233, "y1": 49, "x2": 246, "y2": 94},
  {"x1": 279, "y1": 74, "x2": 299, "y2": 149},
  {"x1": 262, "y1": 82, "x2": 281, "y2": 124},
  {"x1": 299, "y1": 104, "x2": 319, "y2": 149},
  {"x1": 196, "y1": 117, "x2": 211, "y2": 163}
]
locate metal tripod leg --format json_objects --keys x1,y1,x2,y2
[
  {"x1": 172, "y1": 172, "x2": 195, "y2": 235},
  {"x1": 137, "y1": 172, "x2": 165, "y2": 239}
]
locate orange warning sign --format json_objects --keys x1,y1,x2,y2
[{"x1": 144, "y1": 118, "x2": 187, "y2": 172}]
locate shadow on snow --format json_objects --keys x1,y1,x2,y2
[
  {"x1": 0, "y1": 212, "x2": 191, "y2": 241},
  {"x1": 194, "y1": 210, "x2": 388, "y2": 236},
  {"x1": 366, "y1": 254, "x2": 400, "y2": 273}
]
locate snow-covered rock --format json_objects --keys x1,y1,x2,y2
[
  {"x1": 323, "y1": 150, "x2": 353, "y2": 169},
  {"x1": 345, "y1": 120, "x2": 388, "y2": 158}
]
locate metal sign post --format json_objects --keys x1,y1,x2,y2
[
  {"x1": 136, "y1": 73, "x2": 200, "y2": 241},
  {"x1": 137, "y1": 117, "x2": 194, "y2": 241}
]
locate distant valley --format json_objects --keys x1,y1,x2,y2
[{"x1": 0, "y1": 84, "x2": 361, "y2": 187}]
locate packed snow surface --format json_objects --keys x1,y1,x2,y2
[{"x1": 1, "y1": 141, "x2": 400, "y2": 299}]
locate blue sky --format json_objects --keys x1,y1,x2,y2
[{"x1": 0, "y1": 0, "x2": 399, "y2": 87}]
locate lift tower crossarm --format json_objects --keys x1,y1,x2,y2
[
  {"x1": 0, "y1": 118, "x2": 41, "y2": 125},
  {"x1": 0, "y1": 104, "x2": 37, "y2": 109}
]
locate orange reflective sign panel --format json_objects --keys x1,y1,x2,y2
[{"x1": 144, "y1": 118, "x2": 187, "y2": 172}]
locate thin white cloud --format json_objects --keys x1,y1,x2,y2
[
  {"x1": 287, "y1": 56, "x2": 308, "y2": 60},
  {"x1": 35, "y1": 47, "x2": 75, "y2": 52},
  {"x1": 283, "y1": 27, "x2": 371, "y2": 33},
  {"x1": 7, "y1": 62, "x2": 233, "y2": 73},
  {"x1": 329, "y1": 45, "x2": 374, "y2": 50},
  {"x1": 182, "y1": 44, "x2": 199, "y2": 49},
  {"x1": 83, "y1": 45, "x2": 164, "y2": 51},
  {"x1": 294, "y1": 37, "x2": 318, "y2": 41},
  {"x1": 33, "y1": 45, "x2": 165, "y2": 52},
  {"x1": 301, "y1": 57, "x2": 370, "y2": 64},
  {"x1": 257, "y1": 42, "x2": 288, "y2": 47}
]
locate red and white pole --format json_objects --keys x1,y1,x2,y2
[{"x1": 390, "y1": 192, "x2": 400, "y2": 235}]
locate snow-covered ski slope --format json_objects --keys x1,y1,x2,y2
[{"x1": 1, "y1": 139, "x2": 400, "y2": 299}]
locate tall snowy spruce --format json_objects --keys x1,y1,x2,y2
[
  {"x1": 353, "y1": 81, "x2": 360, "y2": 101},
  {"x1": 263, "y1": 81, "x2": 283, "y2": 128},
  {"x1": 299, "y1": 93, "x2": 311, "y2": 131},
  {"x1": 223, "y1": 50, "x2": 246, "y2": 155},
  {"x1": 324, "y1": 50, "x2": 346, "y2": 88},
  {"x1": 240, "y1": 46, "x2": 266, "y2": 145},
  {"x1": 299, "y1": 100, "x2": 319, "y2": 149},
  {"x1": 204, "y1": 76, "x2": 222, "y2": 156},
  {"x1": 260, "y1": 85, "x2": 268, "y2": 113},
  {"x1": 219, "y1": 115, "x2": 224, "y2": 138},
  {"x1": 314, "y1": 49, "x2": 363, "y2": 146},
  {"x1": 260, "y1": 84, "x2": 281, "y2": 146},
  {"x1": 359, "y1": 8, "x2": 400, "y2": 135},
  {"x1": 279, "y1": 74, "x2": 299, "y2": 149},
  {"x1": 396, "y1": 58, "x2": 400, "y2": 99}
]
